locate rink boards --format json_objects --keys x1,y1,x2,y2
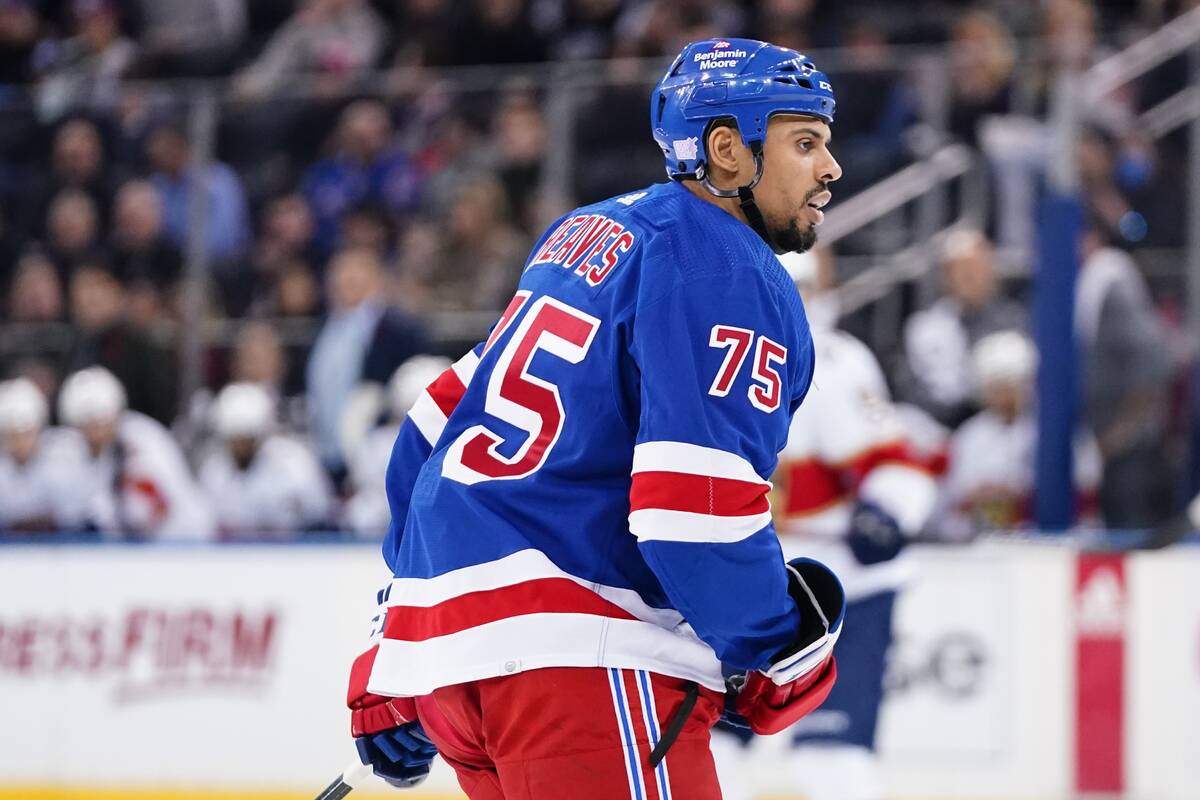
[{"x1": 0, "y1": 540, "x2": 1195, "y2": 800}]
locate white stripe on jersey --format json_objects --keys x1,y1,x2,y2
[
  {"x1": 370, "y1": 613, "x2": 726, "y2": 697},
  {"x1": 628, "y1": 507, "x2": 772, "y2": 544},
  {"x1": 406, "y1": 350, "x2": 481, "y2": 447},
  {"x1": 632, "y1": 441, "x2": 769, "y2": 486},
  {"x1": 406, "y1": 392, "x2": 448, "y2": 447},
  {"x1": 385, "y1": 548, "x2": 684, "y2": 628}
]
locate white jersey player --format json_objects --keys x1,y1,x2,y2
[
  {"x1": 935, "y1": 331, "x2": 1101, "y2": 538},
  {"x1": 59, "y1": 367, "x2": 215, "y2": 541},
  {"x1": 713, "y1": 249, "x2": 938, "y2": 800},
  {"x1": 342, "y1": 355, "x2": 451, "y2": 537},
  {"x1": 0, "y1": 378, "x2": 93, "y2": 532},
  {"x1": 197, "y1": 382, "x2": 334, "y2": 538}
]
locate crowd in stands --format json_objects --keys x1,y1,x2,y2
[{"x1": 0, "y1": 0, "x2": 1196, "y2": 539}]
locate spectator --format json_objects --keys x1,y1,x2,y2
[
  {"x1": 232, "y1": 0, "x2": 385, "y2": 100},
  {"x1": 413, "y1": 104, "x2": 497, "y2": 217},
  {"x1": 1078, "y1": 126, "x2": 1185, "y2": 248},
  {"x1": 934, "y1": 331, "x2": 1101, "y2": 540},
  {"x1": 0, "y1": 205, "x2": 18, "y2": 289},
  {"x1": 0, "y1": 376, "x2": 92, "y2": 533},
  {"x1": 6, "y1": 248, "x2": 63, "y2": 322},
  {"x1": 34, "y1": 0, "x2": 137, "y2": 122},
  {"x1": 822, "y1": 18, "x2": 916, "y2": 198},
  {"x1": 130, "y1": 0, "x2": 246, "y2": 77},
  {"x1": 439, "y1": 0, "x2": 549, "y2": 66},
  {"x1": 146, "y1": 122, "x2": 251, "y2": 263},
  {"x1": 0, "y1": 0, "x2": 39, "y2": 91},
  {"x1": 1029, "y1": 0, "x2": 1119, "y2": 121},
  {"x1": 306, "y1": 245, "x2": 428, "y2": 475},
  {"x1": 301, "y1": 99, "x2": 423, "y2": 253},
  {"x1": 541, "y1": 0, "x2": 625, "y2": 61},
  {"x1": 1076, "y1": 224, "x2": 1175, "y2": 528},
  {"x1": 615, "y1": 0, "x2": 742, "y2": 58},
  {"x1": 946, "y1": 10, "x2": 1017, "y2": 147},
  {"x1": 898, "y1": 229, "x2": 1027, "y2": 427},
  {"x1": 270, "y1": 259, "x2": 323, "y2": 319},
  {"x1": 23, "y1": 117, "x2": 119, "y2": 240},
  {"x1": 67, "y1": 261, "x2": 177, "y2": 424},
  {"x1": 43, "y1": 187, "x2": 102, "y2": 275},
  {"x1": 109, "y1": 179, "x2": 182, "y2": 292},
  {"x1": 336, "y1": 202, "x2": 394, "y2": 259},
  {"x1": 748, "y1": 0, "x2": 818, "y2": 52},
  {"x1": 197, "y1": 382, "x2": 333, "y2": 538},
  {"x1": 58, "y1": 366, "x2": 214, "y2": 540},
  {"x1": 343, "y1": 354, "x2": 449, "y2": 536},
  {"x1": 231, "y1": 319, "x2": 307, "y2": 415},
  {"x1": 492, "y1": 91, "x2": 546, "y2": 231},
  {"x1": 255, "y1": 192, "x2": 319, "y2": 273},
  {"x1": 399, "y1": 175, "x2": 525, "y2": 311}
]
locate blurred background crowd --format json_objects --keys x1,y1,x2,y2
[{"x1": 0, "y1": 0, "x2": 1197, "y2": 541}]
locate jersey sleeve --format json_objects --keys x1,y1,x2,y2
[
  {"x1": 627, "y1": 261, "x2": 813, "y2": 672},
  {"x1": 382, "y1": 345, "x2": 482, "y2": 571}
]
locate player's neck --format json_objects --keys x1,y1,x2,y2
[{"x1": 681, "y1": 179, "x2": 751, "y2": 228}]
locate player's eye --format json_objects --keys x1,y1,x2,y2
[{"x1": 797, "y1": 140, "x2": 814, "y2": 152}]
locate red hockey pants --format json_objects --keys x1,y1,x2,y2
[{"x1": 414, "y1": 667, "x2": 726, "y2": 799}]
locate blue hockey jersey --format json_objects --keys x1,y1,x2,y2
[{"x1": 369, "y1": 181, "x2": 816, "y2": 696}]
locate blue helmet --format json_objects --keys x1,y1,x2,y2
[{"x1": 650, "y1": 38, "x2": 836, "y2": 181}]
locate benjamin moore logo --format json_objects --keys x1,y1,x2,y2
[{"x1": 0, "y1": 606, "x2": 279, "y2": 703}]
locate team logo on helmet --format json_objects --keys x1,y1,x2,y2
[{"x1": 672, "y1": 137, "x2": 699, "y2": 161}]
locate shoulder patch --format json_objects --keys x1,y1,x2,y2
[{"x1": 615, "y1": 191, "x2": 648, "y2": 206}]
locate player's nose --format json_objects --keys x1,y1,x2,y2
[{"x1": 819, "y1": 151, "x2": 842, "y2": 184}]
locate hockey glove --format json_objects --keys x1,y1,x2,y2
[
  {"x1": 727, "y1": 558, "x2": 844, "y2": 735},
  {"x1": 846, "y1": 499, "x2": 905, "y2": 565},
  {"x1": 732, "y1": 653, "x2": 838, "y2": 735},
  {"x1": 765, "y1": 557, "x2": 845, "y2": 684},
  {"x1": 347, "y1": 643, "x2": 437, "y2": 788}
]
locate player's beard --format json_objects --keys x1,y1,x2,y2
[
  {"x1": 768, "y1": 184, "x2": 825, "y2": 253},
  {"x1": 771, "y1": 217, "x2": 818, "y2": 254}
]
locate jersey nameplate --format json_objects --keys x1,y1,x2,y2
[{"x1": 528, "y1": 214, "x2": 636, "y2": 287}]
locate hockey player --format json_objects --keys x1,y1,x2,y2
[
  {"x1": 0, "y1": 378, "x2": 92, "y2": 533},
  {"x1": 714, "y1": 248, "x2": 939, "y2": 800},
  {"x1": 197, "y1": 382, "x2": 334, "y2": 538},
  {"x1": 58, "y1": 367, "x2": 215, "y2": 540},
  {"x1": 935, "y1": 330, "x2": 1101, "y2": 538},
  {"x1": 344, "y1": 38, "x2": 847, "y2": 799},
  {"x1": 343, "y1": 355, "x2": 452, "y2": 537}
]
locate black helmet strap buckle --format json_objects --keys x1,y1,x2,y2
[{"x1": 699, "y1": 141, "x2": 779, "y2": 253}]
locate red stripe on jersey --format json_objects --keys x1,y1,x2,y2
[
  {"x1": 630, "y1": 471, "x2": 770, "y2": 517},
  {"x1": 425, "y1": 368, "x2": 468, "y2": 418},
  {"x1": 123, "y1": 476, "x2": 169, "y2": 520},
  {"x1": 784, "y1": 460, "x2": 845, "y2": 516},
  {"x1": 839, "y1": 441, "x2": 931, "y2": 487},
  {"x1": 383, "y1": 578, "x2": 638, "y2": 642}
]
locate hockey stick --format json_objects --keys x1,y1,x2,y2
[{"x1": 314, "y1": 759, "x2": 375, "y2": 800}]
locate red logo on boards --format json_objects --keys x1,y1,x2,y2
[
  {"x1": 714, "y1": 40, "x2": 731, "y2": 49},
  {"x1": 0, "y1": 606, "x2": 280, "y2": 704}
]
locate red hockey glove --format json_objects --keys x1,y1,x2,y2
[
  {"x1": 734, "y1": 655, "x2": 837, "y2": 735},
  {"x1": 346, "y1": 643, "x2": 420, "y2": 737}
]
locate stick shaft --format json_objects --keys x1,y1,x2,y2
[{"x1": 314, "y1": 776, "x2": 354, "y2": 800}]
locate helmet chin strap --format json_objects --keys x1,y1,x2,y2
[{"x1": 698, "y1": 141, "x2": 783, "y2": 254}]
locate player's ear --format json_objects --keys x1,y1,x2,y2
[{"x1": 705, "y1": 123, "x2": 750, "y2": 186}]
